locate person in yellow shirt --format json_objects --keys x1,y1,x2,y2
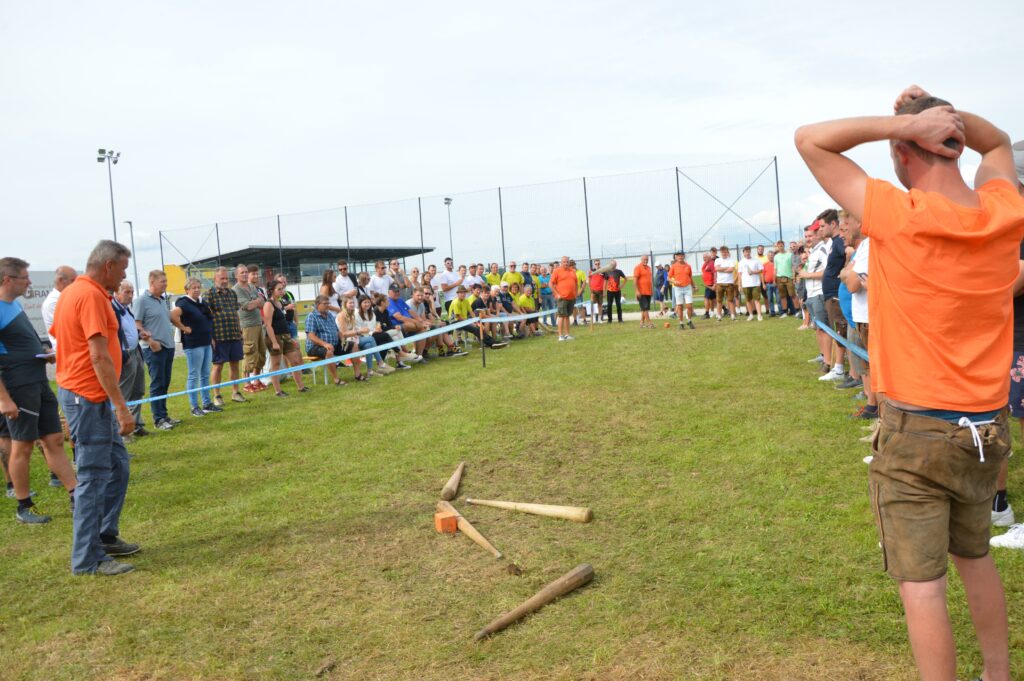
[
  {"x1": 518, "y1": 284, "x2": 539, "y2": 337},
  {"x1": 447, "y1": 286, "x2": 475, "y2": 321},
  {"x1": 501, "y1": 261, "x2": 524, "y2": 289},
  {"x1": 572, "y1": 259, "x2": 586, "y2": 327},
  {"x1": 485, "y1": 263, "x2": 502, "y2": 289}
]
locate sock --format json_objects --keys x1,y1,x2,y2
[
  {"x1": 994, "y1": 490, "x2": 1009, "y2": 512},
  {"x1": 863, "y1": 404, "x2": 878, "y2": 414},
  {"x1": 101, "y1": 533, "x2": 117, "y2": 544},
  {"x1": 17, "y1": 497, "x2": 33, "y2": 511},
  {"x1": 5, "y1": 482, "x2": 12, "y2": 491},
  {"x1": 833, "y1": 363, "x2": 843, "y2": 372}
]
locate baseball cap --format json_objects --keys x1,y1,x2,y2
[
  {"x1": 1013, "y1": 140, "x2": 1024, "y2": 184},
  {"x1": 388, "y1": 283, "x2": 401, "y2": 292},
  {"x1": 808, "y1": 219, "x2": 821, "y2": 232}
]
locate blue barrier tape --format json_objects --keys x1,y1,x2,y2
[
  {"x1": 127, "y1": 305, "x2": 570, "y2": 406},
  {"x1": 813, "y1": 319, "x2": 869, "y2": 363}
]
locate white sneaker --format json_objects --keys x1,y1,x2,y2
[
  {"x1": 818, "y1": 367, "x2": 844, "y2": 381},
  {"x1": 757, "y1": 314, "x2": 763, "y2": 321},
  {"x1": 862, "y1": 455, "x2": 874, "y2": 465},
  {"x1": 564, "y1": 334, "x2": 575, "y2": 341},
  {"x1": 808, "y1": 354, "x2": 824, "y2": 364},
  {"x1": 992, "y1": 504, "x2": 1016, "y2": 527},
  {"x1": 746, "y1": 315, "x2": 754, "y2": 321},
  {"x1": 780, "y1": 312, "x2": 788, "y2": 317},
  {"x1": 990, "y1": 523, "x2": 1024, "y2": 549},
  {"x1": 557, "y1": 335, "x2": 566, "y2": 342}
]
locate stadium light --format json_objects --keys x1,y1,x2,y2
[
  {"x1": 96, "y1": 148, "x2": 121, "y2": 240},
  {"x1": 444, "y1": 197, "x2": 454, "y2": 262}
]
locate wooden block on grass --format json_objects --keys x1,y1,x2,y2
[{"x1": 434, "y1": 511, "x2": 459, "y2": 534}]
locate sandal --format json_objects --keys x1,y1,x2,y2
[
  {"x1": 275, "y1": 391, "x2": 289, "y2": 398},
  {"x1": 333, "y1": 379, "x2": 347, "y2": 387},
  {"x1": 298, "y1": 386, "x2": 312, "y2": 393},
  {"x1": 354, "y1": 374, "x2": 367, "y2": 382}
]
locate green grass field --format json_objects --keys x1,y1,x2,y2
[{"x1": 2, "y1": 319, "x2": 1022, "y2": 680}]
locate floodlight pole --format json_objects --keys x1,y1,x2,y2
[
  {"x1": 96, "y1": 149, "x2": 121, "y2": 241},
  {"x1": 215, "y1": 222, "x2": 222, "y2": 265},
  {"x1": 123, "y1": 221, "x2": 140, "y2": 292},
  {"x1": 444, "y1": 197, "x2": 454, "y2": 262},
  {"x1": 417, "y1": 197, "x2": 426, "y2": 270},
  {"x1": 497, "y1": 187, "x2": 507, "y2": 266},
  {"x1": 344, "y1": 206, "x2": 351, "y2": 263},
  {"x1": 158, "y1": 230, "x2": 165, "y2": 270}
]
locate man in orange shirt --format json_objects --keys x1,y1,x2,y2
[
  {"x1": 549, "y1": 256, "x2": 578, "y2": 342},
  {"x1": 668, "y1": 252, "x2": 696, "y2": 330},
  {"x1": 797, "y1": 86, "x2": 1024, "y2": 681},
  {"x1": 633, "y1": 255, "x2": 653, "y2": 328},
  {"x1": 53, "y1": 241, "x2": 139, "y2": 576}
]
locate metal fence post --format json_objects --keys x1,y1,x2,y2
[
  {"x1": 675, "y1": 167, "x2": 684, "y2": 252},
  {"x1": 276, "y1": 214, "x2": 284, "y2": 274},
  {"x1": 158, "y1": 230, "x2": 165, "y2": 270},
  {"x1": 582, "y1": 177, "x2": 593, "y2": 266},
  {"x1": 773, "y1": 156, "x2": 783, "y2": 243},
  {"x1": 497, "y1": 187, "x2": 507, "y2": 266},
  {"x1": 215, "y1": 222, "x2": 221, "y2": 266},
  {"x1": 418, "y1": 197, "x2": 426, "y2": 270},
  {"x1": 344, "y1": 206, "x2": 351, "y2": 263}
]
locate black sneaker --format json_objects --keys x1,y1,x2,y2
[
  {"x1": 133, "y1": 426, "x2": 150, "y2": 437},
  {"x1": 835, "y1": 376, "x2": 863, "y2": 390},
  {"x1": 202, "y1": 403, "x2": 224, "y2": 413},
  {"x1": 102, "y1": 538, "x2": 141, "y2": 557},
  {"x1": 190, "y1": 407, "x2": 206, "y2": 418},
  {"x1": 688, "y1": 321, "x2": 696, "y2": 330},
  {"x1": 395, "y1": 362, "x2": 412, "y2": 370},
  {"x1": 95, "y1": 559, "x2": 135, "y2": 576}
]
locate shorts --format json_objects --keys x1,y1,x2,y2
[
  {"x1": 805, "y1": 295, "x2": 826, "y2": 324},
  {"x1": 267, "y1": 332, "x2": 297, "y2": 357},
  {"x1": 212, "y1": 338, "x2": 243, "y2": 364},
  {"x1": 672, "y1": 285, "x2": 693, "y2": 306},
  {"x1": 590, "y1": 290, "x2": 604, "y2": 305},
  {"x1": 654, "y1": 287, "x2": 665, "y2": 302},
  {"x1": 308, "y1": 341, "x2": 346, "y2": 359},
  {"x1": 825, "y1": 297, "x2": 848, "y2": 336},
  {"x1": 715, "y1": 283, "x2": 737, "y2": 302},
  {"x1": 1010, "y1": 351, "x2": 1024, "y2": 418},
  {"x1": 556, "y1": 298, "x2": 575, "y2": 318},
  {"x1": 847, "y1": 324, "x2": 868, "y2": 377},
  {"x1": 743, "y1": 286, "x2": 761, "y2": 302},
  {"x1": 637, "y1": 294, "x2": 651, "y2": 311},
  {"x1": 776, "y1": 276, "x2": 796, "y2": 298},
  {"x1": 241, "y1": 325, "x2": 267, "y2": 374},
  {"x1": 703, "y1": 286, "x2": 716, "y2": 300},
  {"x1": 869, "y1": 405, "x2": 1010, "y2": 581},
  {"x1": 3, "y1": 380, "x2": 62, "y2": 442}
]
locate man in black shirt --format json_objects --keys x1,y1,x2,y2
[
  {"x1": 0, "y1": 258, "x2": 77, "y2": 524},
  {"x1": 819, "y1": 209, "x2": 849, "y2": 382}
]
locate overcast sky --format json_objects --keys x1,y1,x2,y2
[{"x1": 2, "y1": 0, "x2": 1021, "y2": 275}]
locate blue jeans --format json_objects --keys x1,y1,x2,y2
[
  {"x1": 288, "y1": 321, "x2": 298, "y2": 338},
  {"x1": 765, "y1": 284, "x2": 779, "y2": 315},
  {"x1": 357, "y1": 335, "x2": 381, "y2": 370},
  {"x1": 58, "y1": 389, "x2": 130, "y2": 574},
  {"x1": 540, "y1": 293, "x2": 556, "y2": 325},
  {"x1": 183, "y1": 345, "x2": 212, "y2": 409},
  {"x1": 141, "y1": 345, "x2": 175, "y2": 423}
]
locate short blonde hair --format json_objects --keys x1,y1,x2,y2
[{"x1": 149, "y1": 269, "x2": 167, "y2": 282}]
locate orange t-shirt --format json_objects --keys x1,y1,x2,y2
[
  {"x1": 549, "y1": 266, "x2": 578, "y2": 300},
  {"x1": 863, "y1": 178, "x2": 1024, "y2": 411},
  {"x1": 52, "y1": 275, "x2": 122, "y2": 403},
  {"x1": 633, "y1": 264, "x2": 653, "y2": 295},
  {"x1": 668, "y1": 262, "x2": 692, "y2": 287}
]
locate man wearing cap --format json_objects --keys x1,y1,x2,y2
[{"x1": 797, "y1": 85, "x2": 1024, "y2": 681}]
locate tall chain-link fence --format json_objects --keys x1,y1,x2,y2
[{"x1": 159, "y1": 158, "x2": 782, "y2": 292}]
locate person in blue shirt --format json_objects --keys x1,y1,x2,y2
[{"x1": 387, "y1": 285, "x2": 428, "y2": 360}]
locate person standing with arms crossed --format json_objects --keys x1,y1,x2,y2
[
  {"x1": 53, "y1": 240, "x2": 140, "y2": 575},
  {"x1": 797, "y1": 85, "x2": 1024, "y2": 681},
  {"x1": 633, "y1": 255, "x2": 653, "y2": 328},
  {"x1": 549, "y1": 256, "x2": 578, "y2": 342}
]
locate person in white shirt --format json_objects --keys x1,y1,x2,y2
[
  {"x1": 714, "y1": 246, "x2": 738, "y2": 320},
  {"x1": 798, "y1": 221, "x2": 833, "y2": 369},
  {"x1": 463, "y1": 264, "x2": 485, "y2": 290},
  {"x1": 431, "y1": 257, "x2": 463, "y2": 312},
  {"x1": 367, "y1": 260, "x2": 393, "y2": 297},
  {"x1": 840, "y1": 213, "x2": 875, "y2": 420},
  {"x1": 737, "y1": 247, "x2": 763, "y2": 321},
  {"x1": 333, "y1": 260, "x2": 358, "y2": 303},
  {"x1": 41, "y1": 266, "x2": 77, "y2": 349}
]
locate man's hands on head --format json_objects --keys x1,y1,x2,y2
[{"x1": 901, "y1": 107, "x2": 965, "y2": 159}]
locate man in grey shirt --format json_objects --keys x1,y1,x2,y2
[
  {"x1": 232, "y1": 264, "x2": 266, "y2": 393},
  {"x1": 134, "y1": 270, "x2": 178, "y2": 430}
]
